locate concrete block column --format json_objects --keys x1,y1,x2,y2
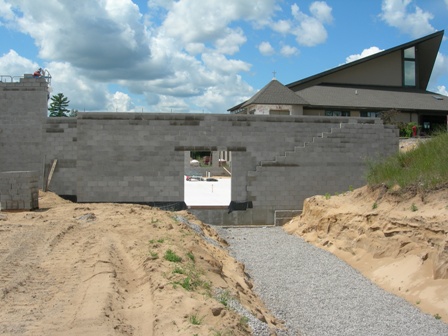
[{"x1": 0, "y1": 171, "x2": 39, "y2": 210}]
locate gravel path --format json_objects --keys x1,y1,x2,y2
[{"x1": 216, "y1": 226, "x2": 448, "y2": 336}]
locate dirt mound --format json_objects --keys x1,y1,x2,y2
[
  {"x1": 0, "y1": 191, "x2": 283, "y2": 335},
  {"x1": 284, "y1": 185, "x2": 448, "y2": 322}
]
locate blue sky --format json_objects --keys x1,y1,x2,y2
[{"x1": 0, "y1": 0, "x2": 447, "y2": 113}]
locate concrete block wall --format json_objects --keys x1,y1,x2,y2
[
  {"x1": 43, "y1": 118, "x2": 78, "y2": 195},
  {"x1": 0, "y1": 171, "x2": 39, "y2": 210},
  {"x1": 246, "y1": 120, "x2": 398, "y2": 211},
  {"x1": 75, "y1": 113, "x2": 349, "y2": 203},
  {"x1": 75, "y1": 114, "x2": 398, "y2": 213},
  {"x1": 0, "y1": 76, "x2": 49, "y2": 188}
]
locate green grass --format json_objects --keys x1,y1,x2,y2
[
  {"x1": 216, "y1": 290, "x2": 231, "y2": 307},
  {"x1": 238, "y1": 316, "x2": 249, "y2": 329},
  {"x1": 186, "y1": 251, "x2": 195, "y2": 262},
  {"x1": 164, "y1": 249, "x2": 182, "y2": 262},
  {"x1": 366, "y1": 132, "x2": 448, "y2": 191},
  {"x1": 189, "y1": 313, "x2": 204, "y2": 325},
  {"x1": 172, "y1": 266, "x2": 185, "y2": 274}
]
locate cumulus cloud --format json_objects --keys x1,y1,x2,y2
[
  {"x1": 437, "y1": 85, "x2": 448, "y2": 96},
  {"x1": 0, "y1": 0, "x2": 328, "y2": 112},
  {"x1": 258, "y1": 41, "x2": 275, "y2": 56},
  {"x1": 380, "y1": 0, "x2": 435, "y2": 38},
  {"x1": 106, "y1": 91, "x2": 135, "y2": 112},
  {"x1": 290, "y1": 2, "x2": 333, "y2": 47},
  {"x1": 309, "y1": 1, "x2": 333, "y2": 24},
  {"x1": 280, "y1": 45, "x2": 299, "y2": 57},
  {"x1": 0, "y1": 49, "x2": 37, "y2": 75},
  {"x1": 160, "y1": 0, "x2": 276, "y2": 44},
  {"x1": 0, "y1": 0, "x2": 14, "y2": 22},
  {"x1": 345, "y1": 46, "x2": 384, "y2": 63}
]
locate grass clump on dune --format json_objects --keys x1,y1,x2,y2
[{"x1": 367, "y1": 132, "x2": 448, "y2": 190}]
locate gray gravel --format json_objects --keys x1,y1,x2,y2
[{"x1": 216, "y1": 226, "x2": 448, "y2": 336}]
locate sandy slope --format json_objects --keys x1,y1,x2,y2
[
  {"x1": 0, "y1": 191, "x2": 283, "y2": 335},
  {"x1": 284, "y1": 185, "x2": 448, "y2": 323}
]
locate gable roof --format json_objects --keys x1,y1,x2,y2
[
  {"x1": 287, "y1": 30, "x2": 444, "y2": 91},
  {"x1": 297, "y1": 84, "x2": 448, "y2": 112},
  {"x1": 229, "y1": 79, "x2": 308, "y2": 112}
]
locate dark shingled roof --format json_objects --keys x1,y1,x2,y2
[
  {"x1": 297, "y1": 85, "x2": 448, "y2": 112},
  {"x1": 239, "y1": 79, "x2": 308, "y2": 108}
]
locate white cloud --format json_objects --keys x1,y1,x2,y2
[
  {"x1": 160, "y1": 0, "x2": 276, "y2": 44},
  {"x1": 445, "y1": 0, "x2": 448, "y2": 8},
  {"x1": 0, "y1": 0, "x2": 14, "y2": 21},
  {"x1": 271, "y1": 19, "x2": 291, "y2": 34},
  {"x1": 432, "y1": 52, "x2": 448, "y2": 79},
  {"x1": 437, "y1": 85, "x2": 448, "y2": 96},
  {"x1": 258, "y1": 41, "x2": 275, "y2": 56},
  {"x1": 106, "y1": 91, "x2": 135, "y2": 112},
  {"x1": 309, "y1": 1, "x2": 333, "y2": 24},
  {"x1": 45, "y1": 61, "x2": 110, "y2": 111},
  {"x1": 345, "y1": 46, "x2": 384, "y2": 63},
  {"x1": 280, "y1": 45, "x2": 299, "y2": 57},
  {"x1": 290, "y1": 2, "x2": 333, "y2": 47},
  {"x1": 0, "y1": 49, "x2": 38, "y2": 75},
  {"x1": 0, "y1": 0, "x2": 283, "y2": 112},
  {"x1": 214, "y1": 28, "x2": 247, "y2": 55},
  {"x1": 428, "y1": 52, "x2": 448, "y2": 90},
  {"x1": 380, "y1": 0, "x2": 435, "y2": 38}
]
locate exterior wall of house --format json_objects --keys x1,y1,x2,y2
[
  {"x1": 290, "y1": 105, "x2": 303, "y2": 115},
  {"x1": 247, "y1": 104, "x2": 303, "y2": 115},
  {"x1": 303, "y1": 109, "x2": 326, "y2": 116},
  {"x1": 322, "y1": 51, "x2": 402, "y2": 87},
  {"x1": 289, "y1": 51, "x2": 402, "y2": 90}
]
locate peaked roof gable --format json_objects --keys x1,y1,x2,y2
[
  {"x1": 240, "y1": 79, "x2": 308, "y2": 108},
  {"x1": 287, "y1": 30, "x2": 444, "y2": 92}
]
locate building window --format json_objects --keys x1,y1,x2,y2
[
  {"x1": 403, "y1": 47, "x2": 416, "y2": 87},
  {"x1": 360, "y1": 111, "x2": 380, "y2": 118},
  {"x1": 325, "y1": 110, "x2": 350, "y2": 117}
]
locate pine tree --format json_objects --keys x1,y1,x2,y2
[{"x1": 49, "y1": 93, "x2": 70, "y2": 117}]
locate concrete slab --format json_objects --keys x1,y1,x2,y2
[{"x1": 184, "y1": 176, "x2": 231, "y2": 206}]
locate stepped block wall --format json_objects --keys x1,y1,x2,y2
[{"x1": 246, "y1": 121, "x2": 398, "y2": 210}]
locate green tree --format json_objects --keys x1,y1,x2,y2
[
  {"x1": 68, "y1": 109, "x2": 78, "y2": 117},
  {"x1": 49, "y1": 93, "x2": 70, "y2": 117}
]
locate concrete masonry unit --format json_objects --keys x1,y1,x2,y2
[{"x1": 0, "y1": 76, "x2": 399, "y2": 224}]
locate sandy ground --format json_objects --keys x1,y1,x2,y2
[
  {"x1": 0, "y1": 191, "x2": 283, "y2": 335},
  {"x1": 284, "y1": 185, "x2": 448, "y2": 323}
]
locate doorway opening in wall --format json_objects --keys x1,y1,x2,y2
[{"x1": 184, "y1": 150, "x2": 232, "y2": 207}]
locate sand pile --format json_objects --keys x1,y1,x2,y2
[
  {"x1": 284, "y1": 185, "x2": 448, "y2": 322},
  {"x1": 0, "y1": 191, "x2": 283, "y2": 335}
]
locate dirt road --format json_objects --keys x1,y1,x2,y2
[{"x1": 0, "y1": 192, "x2": 281, "y2": 335}]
